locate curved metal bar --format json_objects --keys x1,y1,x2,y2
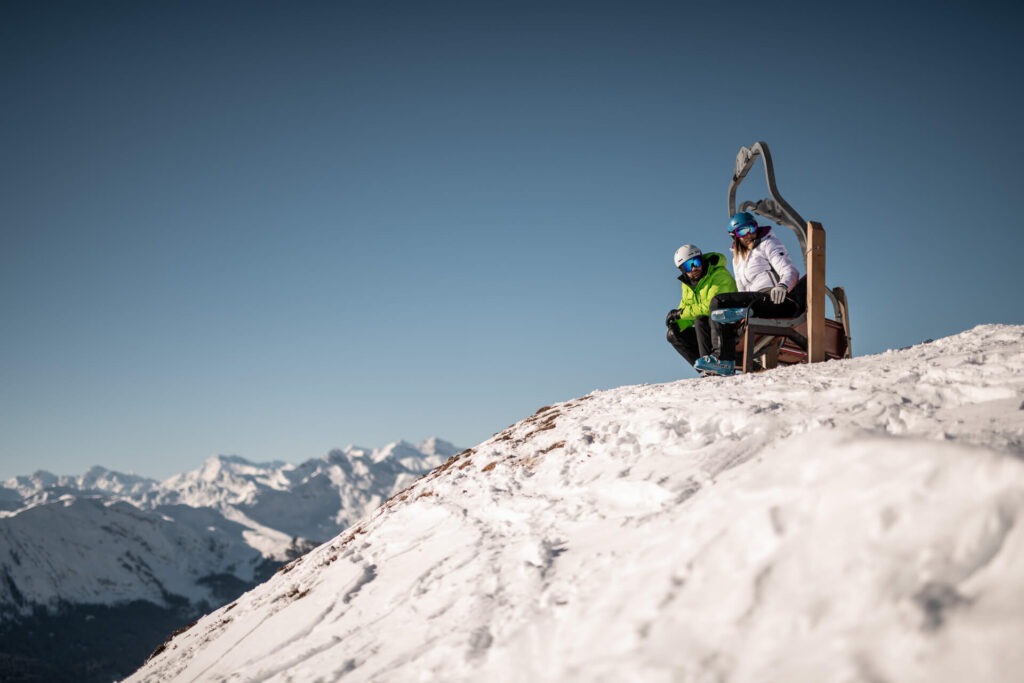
[{"x1": 728, "y1": 141, "x2": 808, "y2": 266}]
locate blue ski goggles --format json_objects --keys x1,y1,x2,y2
[
  {"x1": 730, "y1": 223, "x2": 757, "y2": 238},
  {"x1": 681, "y1": 256, "x2": 703, "y2": 273}
]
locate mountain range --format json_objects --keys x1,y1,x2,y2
[{"x1": 0, "y1": 437, "x2": 460, "y2": 682}]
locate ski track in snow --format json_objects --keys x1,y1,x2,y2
[{"x1": 129, "y1": 325, "x2": 1024, "y2": 683}]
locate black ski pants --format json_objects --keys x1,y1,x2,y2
[
  {"x1": 708, "y1": 291, "x2": 803, "y2": 362},
  {"x1": 667, "y1": 316, "x2": 713, "y2": 366}
]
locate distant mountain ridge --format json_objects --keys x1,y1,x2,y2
[
  {"x1": 0, "y1": 438, "x2": 459, "y2": 682},
  {"x1": 1, "y1": 466, "x2": 159, "y2": 510}
]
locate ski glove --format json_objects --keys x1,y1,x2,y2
[
  {"x1": 666, "y1": 309, "x2": 682, "y2": 326},
  {"x1": 769, "y1": 285, "x2": 788, "y2": 305}
]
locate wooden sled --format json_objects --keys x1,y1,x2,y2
[{"x1": 728, "y1": 142, "x2": 853, "y2": 373}]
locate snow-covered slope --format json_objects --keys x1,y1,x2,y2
[{"x1": 131, "y1": 325, "x2": 1024, "y2": 683}]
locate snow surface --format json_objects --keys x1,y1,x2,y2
[
  {"x1": 129, "y1": 325, "x2": 1024, "y2": 683},
  {"x1": 0, "y1": 439, "x2": 454, "y2": 617}
]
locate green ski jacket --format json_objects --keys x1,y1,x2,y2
[{"x1": 674, "y1": 252, "x2": 737, "y2": 332}]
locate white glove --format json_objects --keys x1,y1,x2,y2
[{"x1": 769, "y1": 285, "x2": 788, "y2": 304}]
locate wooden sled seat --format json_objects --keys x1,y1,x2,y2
[{"x1": 736, "y1": 314, "x2": 848, "y2": 372}]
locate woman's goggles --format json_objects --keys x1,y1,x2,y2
[
  {"x1": 681, "y1": 256, "x2": 703, "y2": 273},
  {"x1": 730, "y1": 223, "x2": 757, "y2": 238}
]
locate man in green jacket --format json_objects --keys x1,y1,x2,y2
[{"x1": 666, "y1": 244, "x2": 737, "y2": 367}]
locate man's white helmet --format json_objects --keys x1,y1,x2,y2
[{"x1": 673, "y1": 244, "x2": 702, "y2": 269}]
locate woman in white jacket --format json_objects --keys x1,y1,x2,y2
[{"x1": 694, "y1": 211, "x2": 803, "y2": 376}]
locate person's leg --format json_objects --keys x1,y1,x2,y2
[
  {"x1": 693, "y1": 316, "x2": 713, "y2": 358},
  {"x1": 708, "y1": 292, "x2": 762, "y2": 361},
  {"x1": 709, "y1": 293, "x2": 802, "y2": 363},
  {"x1": 713, "y1": 290, "x2": 802, "y2": 320},
  {"x1": 747, "y1": 297, "x2": 802, "y2": 319},
  {"x1": 709, "y1": 291, "x2": 762, "y2": 313},
  {"x1": 713, "y1": 322, "x2": 739, "y2": 362},
  {"x1": 666, "y1": 325, "x2": 701, "y2": 365}
]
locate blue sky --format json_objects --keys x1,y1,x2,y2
[{"x1": 2, "y1": 0, "x2": 1022, "y2": 481}]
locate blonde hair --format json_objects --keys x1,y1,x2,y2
[{"x1": 731, "y1": 235, "x2": 756, "y2": 262}]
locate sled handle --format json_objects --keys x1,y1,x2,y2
[{"x1": 728, "y1": 141, "x2": 808, "y2": 266}]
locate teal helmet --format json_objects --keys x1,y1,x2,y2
[{"x1": 729, "y1": 211, "x2": 758, "y2": 234}]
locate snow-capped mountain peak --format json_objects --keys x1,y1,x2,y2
[
  {"x1": 416, "y1": 436, "x2": 461, "y2": 458},
  {"x1": 2, "y1": 467, "x2": 159, "y2": 511},
  {"x1": 3, "y1": 470, "x2": 61, "y2": 498},
  {"x1": 78, "y1": 465, "x2": 158, "y2": 496},
  {"x1": 1, "y1": 436, "x2": 460, "y2": 615}
]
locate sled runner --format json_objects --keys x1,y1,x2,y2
[{"x1": 728, "y1": 142, "x2": 853, "y2": 372}]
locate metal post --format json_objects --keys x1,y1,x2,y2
[{"x1": 807, "y1": 221, "x2": 826, "y2": 363}]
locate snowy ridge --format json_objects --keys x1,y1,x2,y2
[
  {"x1": 1, "y1": 466, "x2": 159, "y2": 510},
  {"x1": 0, "y1": 497, "x2": 268, "y2": 614},
  {"x1": 130, "y1": 325, "x2": 1024, "y2": 683},
  {"x1": 151, "y1": 440, "x2": 454, "y2": 542},
  {"x1": 0, "y1": 438, "x2": 455, "y2": 619}
]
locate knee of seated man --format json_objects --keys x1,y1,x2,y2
[{"x1": 667, "y1": 324, "x2": 692, "y2": 342}]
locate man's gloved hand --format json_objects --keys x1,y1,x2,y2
[
  {"x1": 666, "y1": 309, "x2": 682, "y2": 326},
  {"x1": 769, "y1": 285, "x2": 788, "y2": 305}
]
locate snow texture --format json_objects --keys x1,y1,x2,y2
[
  {"x1": 0, "y1": 439, "x2": 454, "y2": 618},
  {"x1": 129, "y1": 325, "x2": 1024, "y2": 683}
]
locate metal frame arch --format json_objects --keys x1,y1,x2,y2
[{"x1": 727, "y1": 141, "x2": 808, "y2": 267}]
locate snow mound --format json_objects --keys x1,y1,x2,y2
[{"x1": 129, "y1": 325, "x2": 1024, "y2": 683}]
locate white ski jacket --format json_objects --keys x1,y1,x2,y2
[{"x1": 732, "y1": 230, "x2": 800, "y2": 292}]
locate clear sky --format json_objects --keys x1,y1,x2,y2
[{"x1": 3, "y1": 0, "x2": 1022, "y2": 481}]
